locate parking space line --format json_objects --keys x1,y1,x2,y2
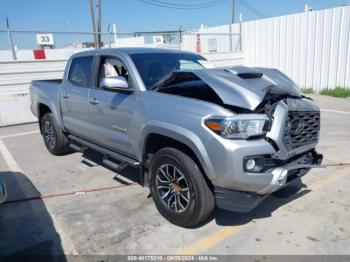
[
  {"x1": 321, "y1": 108, "x2": 350, "y2": 115},
  {"x1": 178, "y1": 226, "x2": 245, "y2": 255},
  {"x1": 0, "y1": 136, "x2": 79, "y2": 255},
  {"x1": 0, "y1": 130, "x2": 40, "y2": 139},
  {"x1": 178, "y1": 167, "x2": 350, "y2": 255},
  {"x1": 50, "y1": 216, "x2": 79, "y2": 256},
  {"x1": 0, "y1": 138, "x2": 22, "y2": 172},
  {"x1": 308, "y1": 167, "x2": 350, "y2": 191}
]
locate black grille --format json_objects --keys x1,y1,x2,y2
[{"x1": 283, "y1": 111, "x2": 320, "y2": 150}]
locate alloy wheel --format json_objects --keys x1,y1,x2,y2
[
  {"x1": 44, "y1": 121, "x2": 56, "y2": 148},
  {"x1": 155, "y1": 163, "x2": 191, "y2": 213}
]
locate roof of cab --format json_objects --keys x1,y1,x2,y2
[{"x1": 71, "y1": 47, "x2": 196, "y2": 58}]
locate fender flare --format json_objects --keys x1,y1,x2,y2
[
  {"x1": 36, "y1": 99, "x2": 65, "y2": 131},
  {"x1": 139, "y1": 120, "x2": 216, "y2": 180}
]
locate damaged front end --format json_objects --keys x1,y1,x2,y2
[
  {"x1": 156, "y1": 65, "x2": 323, "y2": 195},
  {"x1": 155, "y1": 65, "x2": 303, "y2": 111},
  {"x1": 247, "y1": 149, "x2": 323, "y2": 195}
]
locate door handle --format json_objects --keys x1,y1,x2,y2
[
  {"x1": 62, "y1": 92, "x2": 70, "y2": 99},
  {"x1": 89, "y1": 97, "x2": 100, "y2": 105}
]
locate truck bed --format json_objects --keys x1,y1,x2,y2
[{"x1": 29, "y1": 79, "x2": 63, "y2": 119}]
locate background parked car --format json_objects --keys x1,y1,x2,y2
[{"x1": 0, "y1": 176, "x2": 6, "y2": 204}]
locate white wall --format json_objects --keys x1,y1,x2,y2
[
  {"x1": 182, "y1": 24, "x2": 241, "y2": 53},
  {"x1": 0, "y1": 93, "x2": 37, "y2": 126},
  {"x1": 0, "y1": 60, "x2": 66, "y2": 93},
  {"x1": 0, "y1": 48, "x2": 75, "y2": 61},
  {"x1": 241, "y1": 6, "x2": 350, "y2": 90},
  {"x1": 184, "y1": 6, "x2": 350, "y2": 90},
  {"x1": 111, "y1": 36, "x2": 145, "y2": 47},
  {"x1": 203, "y1": 52, "x2": 243, "y2": 67}
]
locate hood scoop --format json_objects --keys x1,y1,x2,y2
[{"x1": 225, "y1": 66, "x2": 263, "y2": 79}]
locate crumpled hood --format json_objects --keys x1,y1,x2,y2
[{"x1": 191, "y1": 66, "x2": 302, "y2": 110}]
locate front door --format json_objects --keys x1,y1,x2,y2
[{"x1": 88, "y1": 56, "x2": 137, "y2": 158}]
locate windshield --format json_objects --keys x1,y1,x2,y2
[{"x1": 130, "y1": 52, "x2": 209, "y2": 90}]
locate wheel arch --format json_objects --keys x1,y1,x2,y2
[
  {"x1": 140, "y1": 123, "x2": 216, "y2": 187},
  {"x1": 38, "y1": 103, "x2": 52, "y2": 133},
  {"x1": 37, "y1": 101, "x2": 65, "y2": 133},
  {"x1": 38, "y1": 103, "x2": 52, "y2": 119}
]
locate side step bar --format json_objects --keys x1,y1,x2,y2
[
  {"x1": 68, "y1": 135, "x2": 140, "y2": 168},
  {"x1": 102, "y1": 155, "x2": 129, "y2": 173},
  {"x1": 69, "y1": 143, "x2": 87, "y2": 153}
]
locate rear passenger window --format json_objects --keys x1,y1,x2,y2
[{"x1": 68, "y1": 56, "x2": 93, "y2": 87}]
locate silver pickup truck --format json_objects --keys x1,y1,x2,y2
[{"x1": 30, "y1": 48, "x2": 322, "y2": 227}]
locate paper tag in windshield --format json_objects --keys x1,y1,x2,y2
[{"x1": 198, "y1": 60, "x2": 216, "y2": 69}]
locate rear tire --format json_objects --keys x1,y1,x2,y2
[
  {"x1": 40, "y1": 113, "x2": 70, "y2": 155},
  {"x1": 149, "y1": 147, "x2": 214, "y2": 227}
]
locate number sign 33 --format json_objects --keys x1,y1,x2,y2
[{"x1": 36, "y1": 34, "x2": 54, "y2": 46}]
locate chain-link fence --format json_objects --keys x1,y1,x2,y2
[{"x1": 0, "y1": 29, "x2": 241, "y2": 61}]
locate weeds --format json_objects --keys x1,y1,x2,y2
[
  {"x1": 301, "y1": 88, "x2": 314, "y2": 94},
  {"x1": 320, "y1": 87, "x2": 350, "y2": 98}
]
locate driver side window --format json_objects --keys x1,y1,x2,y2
[{"x1": 97, "y1": 56, "x2": 130, "y2": 88}]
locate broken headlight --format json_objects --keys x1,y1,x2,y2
[{"x1": 204, "y1": 114, "x2": 270, "y2": 139}]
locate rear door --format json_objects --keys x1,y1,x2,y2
[{"x1": 60, "y1": 56, "x2": 94, "y2": 139}]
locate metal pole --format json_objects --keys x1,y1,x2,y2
[
  {"x1": 232, "y1": 0, "x2": 235, "y2": 24},
  {"x1": 107, "y1": 23, "x2": 111, "y2": 48},
  {"x1": 178, "y1": 25, "x2": 182, "y2": 50},
  {"x1": 229, "y1": 24, "x2": 233, "y2": 52},
  {"x1": 6, "y1": 17, "x2": 17, "y2": 60},
  {"x1": 112, "y1": 24, "x2": 117, "y2": 44},
  {"x1": 97, "y1": 0, "x2": 102, "y2": 48},
  {"x1": 229, "y1": 0, "x2": 235, "y2": 52},
  {"x1": 89, "y1": 0, "x2": 98, "y2": 48},
  {"x1": 239, "y1": 13, "x2": 243, "y2": 52}
]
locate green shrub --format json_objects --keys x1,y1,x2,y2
[
  {"x1": 301, "y1": 88, "x2": 314, "y2": 94},
  {"x1": 320, "y1": 87, "x2": 350, "y2": 98}
]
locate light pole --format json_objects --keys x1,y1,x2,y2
[
  {"x1": 97, "y1": 0, "x2": 102, "y2": 48},
  {"x1": 232, "y1": 0, "x2": 235, "y2": 24},
  {"x1": 229, "y1": 0, "x2": 236, "y2": 51},
  {"x1": 6, "y1": 17, "x2": 17, "y2": 60},
  {"x1": 89, "y1": 0, "x2": 98, "y2": 48},
  {"x1": 107, "y1": 22, "x2": 111, "y2": 48}
]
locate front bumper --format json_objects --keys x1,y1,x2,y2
[
  {"x1": 255, "y1": 150, "x2": 323, "y2": 194},
  {"x1": 207, "y1": 135, "x2": 322, "y2": 193},
  {"x1": 214, "y1": 150, "x2": 322, "y2": 212},
  {"x1": 215, "y1": 186, "x2": 268, "y2": 213},
  {"x1": 206, "y1": 98, "x2": 321, "y2": 197}
]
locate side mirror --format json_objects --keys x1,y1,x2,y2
[
  {"x1": 100, "y1": 76, "x2": 129, "y2": 91},
  {"x1": 0, "y1": 177, "x2": 6, "y2": 204}
]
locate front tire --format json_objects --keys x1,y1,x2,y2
[
  {"x1": 40, "y1": 113, "x2": 70, "y2": 155},
  {"x1": 149, "y1": 147, "x2": 214, "y2": 227}
]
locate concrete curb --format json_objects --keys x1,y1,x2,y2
[{"x1": 0, "y1": 92, "x2": 37, "y2": 127}]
